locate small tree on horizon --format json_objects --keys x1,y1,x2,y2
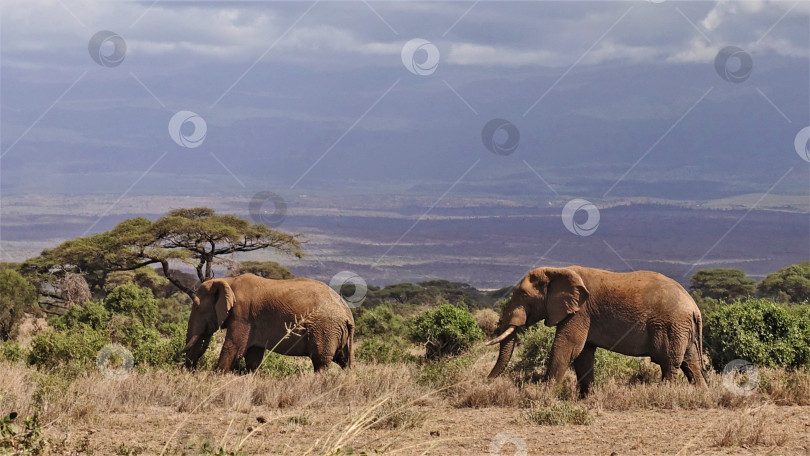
[
  {"x1": 689, "y1": 268, "x2": 756, "y2": 301},
  {"x1": 23, "y1": 207, "x2": 303, "y2": 298}
]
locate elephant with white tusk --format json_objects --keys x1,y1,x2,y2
[
  {"x1": 182, "y1": 273, "x2": 354, "y2": 373},
  {"x1": 487, "y1": 266, "x2": 707, "y2": 397}
]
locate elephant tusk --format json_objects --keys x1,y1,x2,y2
[{"x1": 485, "y1": 326, "x2": 515, "y2": 346}]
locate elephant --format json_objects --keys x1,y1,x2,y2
[
  {"x1": 486, "y1": 266, "x2": 706, "y2": 397},
  {"x1": 181, "y1": 273, "x2": 354, "y2": 373}
]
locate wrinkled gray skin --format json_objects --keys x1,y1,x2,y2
[
  {"x1": 182, "y1": 273, "x2": 354, "y2": 372},
  {"x1": 487, "y1": 266, "x2": 707, "y2": 397}
]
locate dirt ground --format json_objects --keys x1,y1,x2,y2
[{"x1": 48, "y1": 404, "x2": 810, "y2": 455}]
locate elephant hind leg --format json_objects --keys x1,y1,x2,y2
[
  {"x1": 680, "y1": 342, "x2": 707, "y2": 387},
  {"x1": 573, "y1": 344, "x2": 597, "y2": 398},
  {"x1": 307, "y1": 326, "x2": 338, "y2": 372},
  {"x1": 334, "y1": 347, "x2": 349, "y2": 369},
  {"x1": 311, "y1": 354, "x2": 334, "y2": 372},
  {"x1": 244, "y1": 346, "x2": 265, "y2": 373}
]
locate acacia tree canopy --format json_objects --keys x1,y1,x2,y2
[
  {"x1": 689, "y1": 268, "x2": 757, "y2": 301},
  {"x1": 24, "y1": 208, "x2": 303, "y2": 297}
]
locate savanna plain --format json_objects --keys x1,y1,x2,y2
[{"x1": 2, "y1": 354, "x2": 810, "y2": 455}]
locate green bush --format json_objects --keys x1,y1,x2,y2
[
  {"x1": 408, "y1": 304, "x2": 484, "y2": 359},
  {"x1": 594, "y1": 350, "x2": 659, "y2": 385},
  {"x1": 355, "y1": 303, "x2": 407, "y2": 339},
  {"x1": 513, "y1": 325, "x2": 556, "y2": 380},
  {"x1": 356, "y1": 336, "x2": 415, "y2": 364},
  {"x1": 257, "y1": 351, "x2": 308, "y2": 377},
  {"x1": 104, "y1": 284, "x2": 159, "y2": 327},
  {"x1": 0, "y1": 342, "x2": 26, "y2": 363},
  {"x1": 416, "y1": 356, "x2": 475, "y2": 388},
  {"x1": 0, "y1": 269, "x2": 39, "y2": 341},
  {"x1": 28, "y1": 326, "x2": 109, "y2": 369},
  {"x1": 0, "y1": 410, "x2": 45, "y2": 455},
  {"x1": 51, "y1": 300, "x2": 109, "y2": 332},
  {"x1": 704, "y1": 298, "x2": 810, "y2": 370}
]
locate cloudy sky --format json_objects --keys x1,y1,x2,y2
[{"x1": 1, "y1": 0, "x2": 809, "y2": 199}]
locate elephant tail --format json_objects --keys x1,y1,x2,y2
[
  {"x1": 344, "y1": 320, "x2": 355, "y2": 368},
  {"x1": 693, "y1": 311, "x2": 708, "y2": 383}
]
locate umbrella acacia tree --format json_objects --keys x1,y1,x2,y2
[{"x1": 24, "y1": 208, "x2": 303, "y2": 298}]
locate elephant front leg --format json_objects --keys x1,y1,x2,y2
[
  {"x1": 573, "y1": 344, "x2": 597, "y2": 398},
  {"x1": 544, "y1": 321, "x2": 588, "y2": 386},
  {"x1": 216, "y1": 325, "x2": 249, "y2": 372}
]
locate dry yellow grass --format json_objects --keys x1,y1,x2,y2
[{"x1": 2, "y1": 352, "x2": 810, "y2": 455}]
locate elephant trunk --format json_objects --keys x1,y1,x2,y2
[
  {"x1": 182, "y1": 334, "x2": 200, "y2": 354},
  {"x1": 487, "y1": 332, "x2": 517, "y2": 379}
]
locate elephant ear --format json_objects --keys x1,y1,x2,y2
[
  {"x1": 209, "y1": 279, "x2": 235, "y2": 329},
  {"x1": 544, "y1": 268, "x2": 589, "y2": 327}
]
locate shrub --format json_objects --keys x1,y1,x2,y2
[
  {"x1": 473, "y1": 308, "x2": 500, "y2": 337},
  {"x1": 513, "y1": 325, "x2": 556, "y2": 380},
  {"x1": 594, "y1": 350, "x2": 659, "y2": 385},
  {"x1": 408, "y1": 304, "x2": 484, "y2": 359},
  {"x1": 51, "y1": 300, "x2": 109, "y2": 332},
  {"x1": 704, "y1": 298, "x2": 810, "y2": 370},
  {"x1": 28, "y1": 326, "x2": 109, "y2": 368},
  {"x1": 356, "y1": 336, "x2": 414, "y2": 364},
  {"x1": 416, "y1": 356, "x2": 475, "y2": 388},
  {"x1": 523, "y1": 401, "x2": 592, "y2": 425},
  {"x1": 355, "y1": 303, "x2": 407, "y2": 339},
  {"x1": 257, "y1": 351, "x2": 308, "y2": 377},
  {"x1": 0, "y1": 410, "x2": 45, "y2": 454},
  {"x1": 0, "y1": 269, "x2": 39, "y2": 341},
  {"x1": 104, "y1": 284, "x2": 159, "y2": 327},
  {"x1": 0, "y1": 342, "x2": 26, "y2": 363}
]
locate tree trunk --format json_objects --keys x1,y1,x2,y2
[{"x1": 160, "y1": 260, "x2": 195, "y2": 299}]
